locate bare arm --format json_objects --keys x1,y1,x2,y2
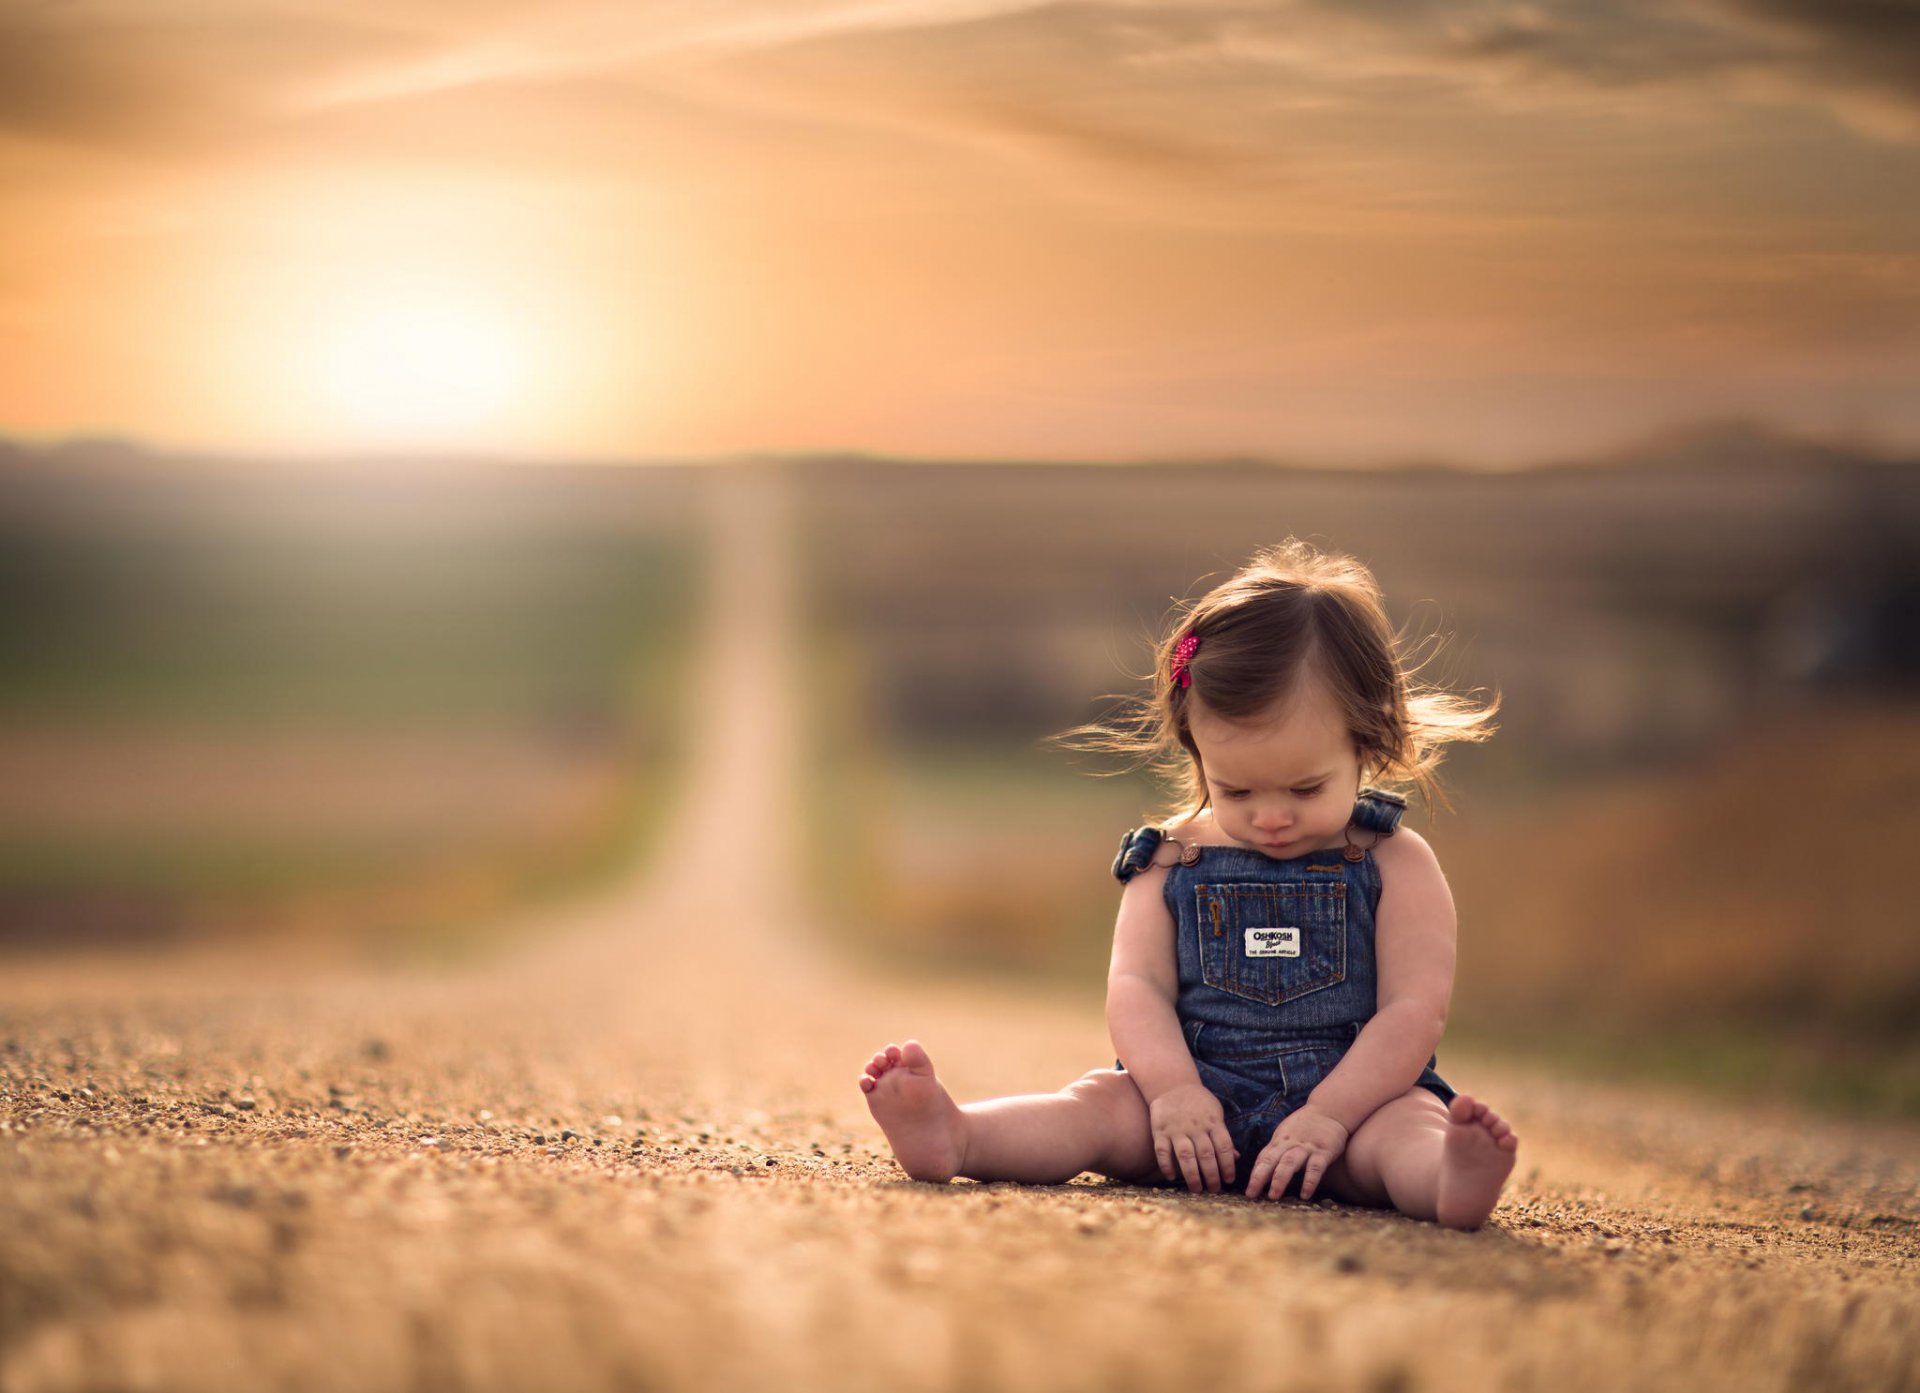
[
  {"x1": 1108, "y1": 859, "x2": 1240, "y2": 1191},
  {"x1": 1105, "y1": 862, "x2": 1204, "y2": 1103},
  {"x1": 1303, "y1": 828, "x2": 1457, "y2": 1133}
]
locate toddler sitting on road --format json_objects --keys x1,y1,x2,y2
[{"x1": 859, "y1": 540, "x2": 1517, "y2": 1228}]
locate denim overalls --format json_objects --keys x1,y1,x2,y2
[{"x1": 1108, "y1": 788, "x2": 1456, "y2": 1193}]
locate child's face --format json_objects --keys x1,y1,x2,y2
[{"x1": 1188, "y1": 677, "x2": 1364, "y2": 858}]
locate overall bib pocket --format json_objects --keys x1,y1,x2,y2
[{"x1": 1195, "y1": 881, "x2": 1347, "y2": 1007}]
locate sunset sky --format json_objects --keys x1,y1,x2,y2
[{"x1": 3, "y1": 0, "x2": 1917, "y2": 466}]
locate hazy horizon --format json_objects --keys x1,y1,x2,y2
[{"x1": 5, "y1": 412, "x2": 1914, "y2": 477}]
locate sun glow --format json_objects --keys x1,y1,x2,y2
[{"x1": 306, "y1": 292, "x2": 529, "y2": 446}]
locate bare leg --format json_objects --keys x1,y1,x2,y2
[
  {"x1": 858, "y1": 1041, "x2": 1160, "y2": 1185},
  {"x1": 1321, "y1": 1088, "x2": 1518, "y2": 1229}
]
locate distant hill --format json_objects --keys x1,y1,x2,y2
[{"x1": 4, "y1": 416, "x2": 1914, "y2": 476}]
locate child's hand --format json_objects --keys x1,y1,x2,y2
[
  {"x1": 1246, "y1": 1106, "x2": 1349, "y2": 1201},
  {"x1": 1148, "y1": 1083, "x2": 1239, "y2": 1192}
]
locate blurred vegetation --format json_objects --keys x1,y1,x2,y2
[
  {"x1": 0, "y1": 441, "x2": 704, "y2": 958},
  {"x1": 793, "y1": 423, "x2": 1920, "y2": 1118},
  {"x1": 11, "y1": 424, "x2": 1920, "y2": 1117}
]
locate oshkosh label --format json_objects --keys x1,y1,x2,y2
[{"x1": 1244, "y1": 926, "x2": 1301, "y2": 958}]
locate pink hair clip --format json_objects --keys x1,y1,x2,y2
[{"x1": 1170, "y1": 631, "x2": 1200, "y2": 689}]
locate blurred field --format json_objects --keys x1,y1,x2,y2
[
  {"x1": 1443, "y1": 699, "x2": 1920, "y2": 1114},
  {"x1": 0, "y1": 442, "x2": 703, "y2": 957},
  {"x1": 793, "y1": 423, "x2": 1920, "y2": 1116},
  {"x1": 6, "y1": 426, "x2": 1919, "y2": 1114}
]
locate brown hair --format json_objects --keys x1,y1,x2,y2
[{"x1": 1057, "y1": 539, "x2": 1498, "y2": 821}]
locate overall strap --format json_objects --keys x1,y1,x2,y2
[
  {"x1": 1111, "y1": 826, "x2": 1165, "y2": 883},
  {"x1": 1348, "y1": 786, "x2": 1408, "y2": 837}
]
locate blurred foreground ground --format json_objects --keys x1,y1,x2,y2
[{"x1": 4, "y1": 468, "x2": 1918, "y2": 1393}]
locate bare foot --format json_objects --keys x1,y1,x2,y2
[
  {"x1": 1434, "y1": 1093, "x2": 1518, "y2": 1230},
  {"x1": 858, "y1": 1040, "x2": 969, "y2": 1183}
]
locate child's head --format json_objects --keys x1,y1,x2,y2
[{"x1": 1068, "y1": 540, "x2": 1497, "y2": 823}]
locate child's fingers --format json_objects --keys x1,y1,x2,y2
[
  {"x1": 1202, "y1": 1134, "x2": 1232, "y2": 1192},
  {"x1": 1168, "y1": 1134, "x2": 1189, "y2": 1186},
  {"x1": 1263, "y1": 1143, "x2": 1306, "y2": 1200},
  {"x1": 1300, "y1": 1151, "x2": 1331, "y2": 1200},
  {"x1": 1157, "y1": 1125, "x2": 1240, "y2": 1189},
  {"x1": 1211, "y1": 1125, "x2": 1237, "y2": 1185},
  {"x1": 1175, "y1": 1130, "x2": 1227, "y2": 1191},
  {"x1": 1190, "y1": 1133, "x2": 1225, "y2": 1191}
]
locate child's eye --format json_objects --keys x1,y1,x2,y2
[
  {"x1": 1291, "y1": 785, "x2": 1326, "y2": 798},
  {"x1": 1220, "y1": 788, "x2": 1251, "y2": 800}
]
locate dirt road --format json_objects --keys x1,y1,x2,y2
[{"x1": 3, "y1": 468, "x2": 1917, "y2": 1393}]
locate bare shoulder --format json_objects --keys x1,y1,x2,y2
[
  {"x1": 1112, "y1": 824, "x2": 1183, "y2": 921},
  {"x1": 1372, "y1": 825, "x2": 1447, "y2": 881},
  {"x1": 1112, "y1": 845, "x2": 1177, "y2": 989},
  {"x1": 1368, "y1": 825, "x2": 1458, "y2": 1008},
  {"x1": 1118, "y1": 855, "x2": 1172, "y2": 906}
]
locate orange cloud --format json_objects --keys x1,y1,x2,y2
[{"x1": 1, "y1": 0, "x2": 1915, "y2": 463}]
